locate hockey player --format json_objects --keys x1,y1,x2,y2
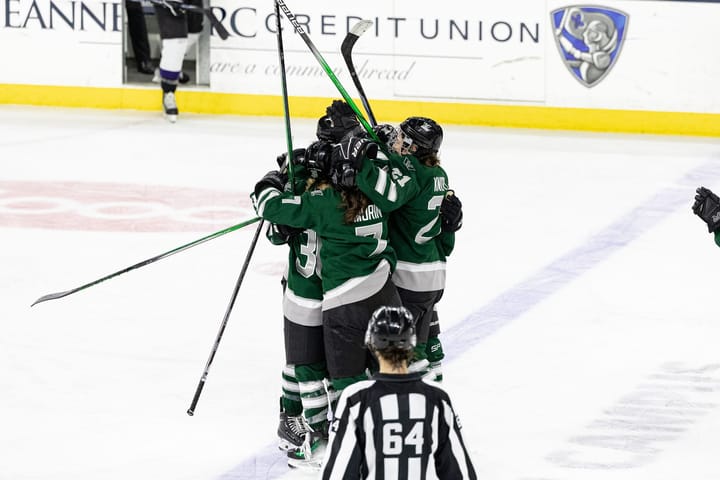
[
  {"x1": 692, "y1": 186, "x2": 720, "y2": 247},
  {"x1": 320, "y1": 305, "x2": 477, "y2": 479},
  {"x1": 152, "y1": 0, "x2": 203, "y2": 122},
  {"x1": 348, "y1": 117, "x2": 463, "y2": 380},
  {"x1": 269, "y1": 148, "x2": 332, "y2": 457},
  {"x1": 252, "y1": 135, "x2": 407, "y2": 464},
  {"x1": 271, "y1": 102, "x2": 364, "y2": 464},
  {"x1": 252, "y1": 137, "x2": 402, "y2": 393}
]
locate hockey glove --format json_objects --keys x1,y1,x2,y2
[
  {"x1": 330, "y1": 137, "x2": 379, "y2": 189},
  {"x1": 276, "y1": 148, "x2": 307, "y2": 170},
  {"x1": 332, "y1": 137, "x2": 379, "y2": 170},
  {"x1": 270, "y1": 223, "x2": 304, "y2": 243},
  {"x1": 317, "y1": 100, "x2": 360, "y2": 142},
  {"x1": 440, "y1": 191, "x2": 463, "y2": 232},
  {"x1": 254, "y1": 170, "x2": 287, "y2": 198},
  {"x1": 692, "y1": 186, "x2": 720, "y2": 233},
  {"x1": 372, "y1": 123, "x2": 398, "y2": 150}
]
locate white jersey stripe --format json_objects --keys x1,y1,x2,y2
[
  {"x1": 409, "y1": 393, "x2": 426, "y2": 420},
  {"x1": 380, "y1": 394, "x2": 399, "y2": 420},
  {"x1": 443, "y1": 399, "x2": 470, "y2": 478},
  {"x1": 408, "y1": 457, "x2": 422, "y2": 479},
  {"x1": 388, "y1": 181, "x2": 397, "y2": 202},
  {"x1": 363, "y1": 406, "x2": 377, "y2": 480},
  {"x1": 328, "y1": 402, "x2": 362, "y2": 480},
  {"x1": 384, "y1": 457, "x2": 399, "y2": 480},
  {"x1": 374, "y1": 168, "x2": 388, "y2": 196},
  {"x1": 256, "y1": 188, "x2": 280, "y2": 216},
  {"x1": 426, "y1": 405, "x2": 440, "y2": 480}
]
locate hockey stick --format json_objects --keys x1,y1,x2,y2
[
  {"x1": 274, "y1": 0, "x2": 295, "y2": 185},
  {"x1": 341, "y1": 20, "x2": 377, "y2": 126},
  {"x1": 137, "y1": 0, "x2": 230, "y2": 40},
  {"x1": 31, "y1": 216, "x2": 260, "y2": 307},
  {"x1": 187, "y1": 4, "x2": 298, "y2": 416},
  {"x1": 274, "y1": 0, "x2": 385, "y2": 150},
  {"x1": 187, "y1": 217, "x2": 264, "y2": 416}
]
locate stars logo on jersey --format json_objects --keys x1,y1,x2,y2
[{"x1": 550, "y1": 6, "x2": 629, "y2": 87}]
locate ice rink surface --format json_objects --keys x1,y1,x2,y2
[{"x1": 1, "y1": 105, "x2": 719, "y2": 480}]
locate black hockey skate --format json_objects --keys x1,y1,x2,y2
[{"x1": 277, "y1": 410, "x2": 310, "y2": 452}]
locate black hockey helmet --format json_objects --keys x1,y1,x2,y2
[
  {"x1": 399, "y1": 117, "x2": 443, "y2": 157},
  {"x1": 317, "y1": 100, "x2": 360, "y2": 142},
  {"x1": 303, "y1": 140, "x2": 333, "y2": 180},
  {"x1": 365, "y1": 305, "x2": 416, "y2": 352}
]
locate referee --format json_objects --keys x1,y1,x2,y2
[{"x1": 320, "y1": 306, "x2": 477, "y2": 479}]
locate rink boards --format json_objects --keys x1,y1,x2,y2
[{"x1": 0, "y1": 0, "x2": 718, "y2": 136}]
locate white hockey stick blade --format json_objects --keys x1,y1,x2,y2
[{"x1": 350, "y1": 19, "x2": 373, "y2": 37}]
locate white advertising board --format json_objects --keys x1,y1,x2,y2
[
  {"x1": 545, "y1": 0, "x2": 720, "y2": 114},
  {"x1": 0, "y1": 0, "x2": 122, "y2": 86},
  {"x1": 209, "y1": 0, "x2": 546, "y2": 103},
  {"x1": 0, "y1": 0, "x2": 718, "y2": 114}
]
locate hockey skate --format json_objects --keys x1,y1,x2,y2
[
  {"x1": 277, "y1": 410, "x2": 310, "y2": 452},
  {"x1": 287, "y1": 430, "x2": 327, "y2": 471},
  {"x1": 162, "y1": 91, "x2": 178, "y2": 123}
]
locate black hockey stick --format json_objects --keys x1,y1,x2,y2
[
  {"x1": 187, "y1": 217, "x2": 264, "y2": 416},
  {"x1": 274, "y1": 0, "x2": 295, "y2": 186},
  {"x1": 31, "y1": 216, "x2": 260, "y2": 307},
  {"x1": 341, "y1": 20, "x2": 377, "y2": 126},
  {"x1": 139, "y1": 0, "x2": 230, "y2": 40},
  {"x1": 274, "y1": 0, "x2": 386, "y2": 151},
  {"x1": 187, "y1": 2, "x2": 298, "y2": 416}
]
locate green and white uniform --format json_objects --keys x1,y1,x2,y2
[
  {"x1": 267, "y1": 167, "x2": 330, "y2": 432},
  {"x1": 254, "y1": 182, "x2": 401, "y2": 393},
  {"x1": 356, "y1": 153, "x2": 451, "y2": 373}
]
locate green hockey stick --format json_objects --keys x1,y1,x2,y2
[
  {"x1": 275, "y1": 0, "x2": 385, "y2": 150},
  {"x1": 31, "y1": 216, "x2": 261, "y2": 307}
]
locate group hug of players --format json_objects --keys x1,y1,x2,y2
[
  {"x1": 247, "y1": 100, "x2": 720, "y2": 471},
  {"x1": 249, "y1": 100, "x2": 464, "y2": 468}
]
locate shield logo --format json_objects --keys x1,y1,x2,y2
[{"x1": 550, "y1": 6, "x2": 629, "y2": 87}]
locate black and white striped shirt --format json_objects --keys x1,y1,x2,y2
[{"x1": 320, "y1": 372, "x2": 477, "y2": 479}]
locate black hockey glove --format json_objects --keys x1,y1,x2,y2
[
  {"x1": 372, "y1": 123, "x2": 398, "y2": 150},
  {"x1": 692, "y1": 186, "x2": 720, "y2": 233},
  {"x1": 332, "y1": 137, "x2": 378, "y2": 169},
  {"x1": 254, "y1": 170, "x2": 287, "y2": 198},
  {"x1": 330, "y1": 137, "x2": 378, "y2": 189},
  {"x1": 276, "y1": 148, "x2": 307, "y2": 170},
  {"x1": 270, "y1": 223, "x2": 304, "y2": 242},
  {"x1": 440, "y1": 191, "x2": 463, "y2": 232},
  {"x1": 317, "y1": 100, "x2": 360, "y2": 142}
]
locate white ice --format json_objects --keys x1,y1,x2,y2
[{"x1": 1, "y1": 106, "x2": 719, "y2": 480}]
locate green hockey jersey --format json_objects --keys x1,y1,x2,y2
[
  {"x1": 254, "y1": 184, "x2": 397, "y2": 310},
  {"x1": 265, "y1": 166, "x2": 324, "y2": 326},
  {"x1": 356, "y1": 152, "x2": 450, "y2": 292}
]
